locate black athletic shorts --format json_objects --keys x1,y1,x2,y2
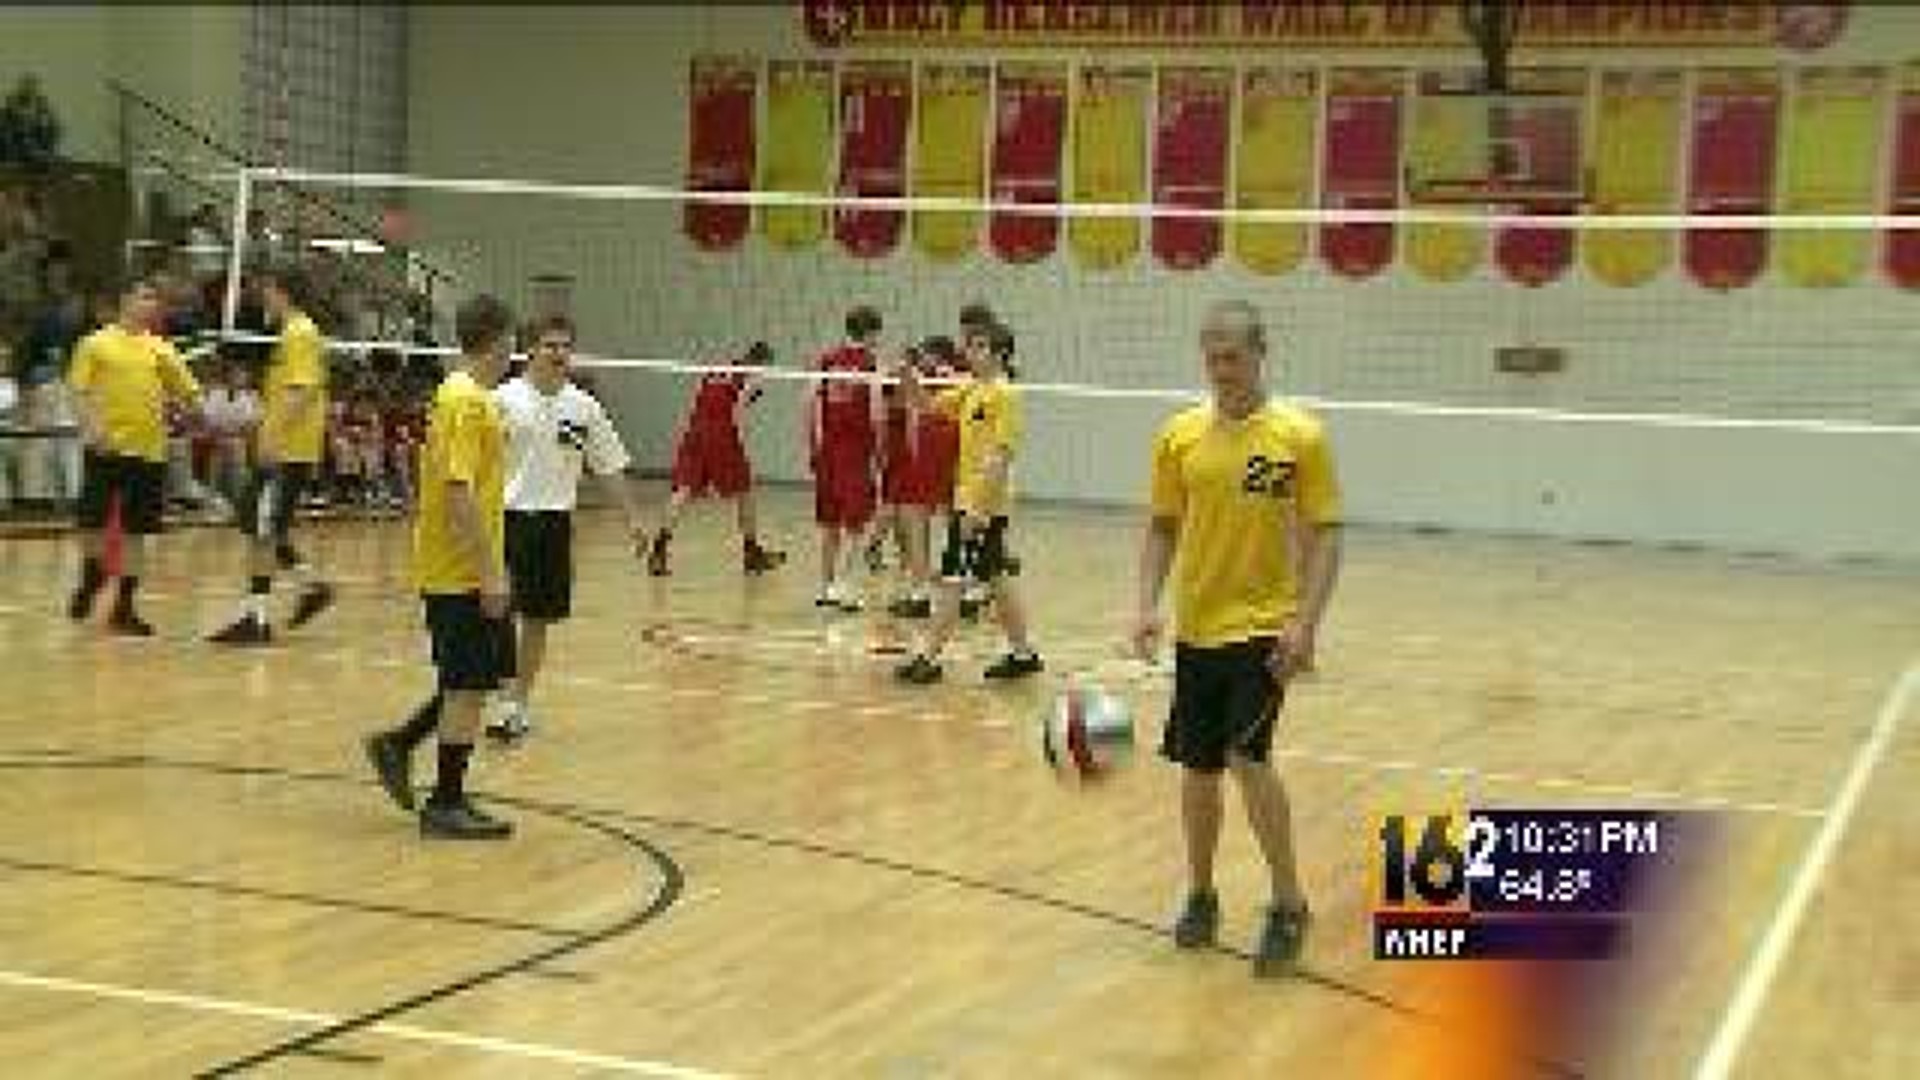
[
  {"x1": 1162, "y1": 637, "x2": 1285, "y2": 772},
  {"x1": 77, "y1": 451, "x2": 166, "y2": 534},
  {"x1": 423, "y1": 592, "x2": 518, "y2": 692},
  {"x1": 236, "y1": 463, "x2": 316, "y2": 543},
  {"x1": 939, "y1": 514, "x2": 1011, "y2": 583},
  {"x1": 504, "y1": 510, "x2": 574, "y2": 621}
]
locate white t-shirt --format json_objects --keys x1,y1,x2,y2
[{"x1": 494, "y1": 376, "x2": 632, "y2": 512}]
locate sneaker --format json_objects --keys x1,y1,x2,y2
[
  {"x1": 648, "y1": 536, "x2": 671, "y2": 577},
  {"x1": 363, "y1": 733, "x2": 417, "y2": 812},
  {"x1": 208, "y1": 616, "x2": 273, "y2": 647},
  {"x1": 814, "y1": 589, "x2": 839, "y2": 610},
  {"x1": 1253, "y1": 903, "x2": 1312, "y2": 978},
  {"x1": 419, "y1": 799, "x2": 514, "y2": 840},
  {"x1": 1173, "y1": 889, "x2": 1220, "y2": 949},
  {"x1": 887, "y1": 596, "x2": 932, "y2": 619},
  {"x1": 864, "y1": 535, "x2": 887, "y2": 572},
  {"x1": 287, "y1": 582, "x2": 336, "y2": 629},
  {"x1": 895, "y1": 655, "x2": 944, "y2": 684},
  {"x1": 958, "y1": 596, "x2": 984, "y2": 621},
  {"x1": 983, "y1": 651, "x2": 1044, "y2": 680},
  {"x1": 67, "y1": 586, "x2": 99, "y2": 622},
  {"x1": 743, "y1": 544, "x2": 786, "y2": 575},
  {"x1": 485, "y1": 704, "x2": 532, "y2": 743},
  {"x1": 106, "y1": 609, "x2": 155, "y2": 637}
]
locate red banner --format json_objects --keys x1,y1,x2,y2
[
  {"x1": 1320, "y1": 69, "x2": 1403, "y2": 279},
  {"x1": 1886, "y1": 65, "x2": 1920, "y2": 288},
  {"x1": 990, "y1": 62, "x2": 1068, "y2": 264},
  {"x1": 835, "y1": 61, "x2": 912, "y2": 258},
  {"x1": 1685, "y1": 68, "x2": 1781, "y2": 289},
  {"x1": 684, "y1": 56, "x2": 757, "y2": 252},
  {"x1": 1495, "y1": 69, "x2": 1586, "y2": 286},
  {"x1": 1153, "y1": 67, "x2": 1232, "y2": 270}
]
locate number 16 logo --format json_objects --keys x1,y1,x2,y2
[{"x1": 1377, "y1": 814, "x2": 1496, "y2": 908}]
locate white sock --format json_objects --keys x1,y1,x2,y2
[{"x1": 244, "y1": 595, "x2": 269, "y2": 623}]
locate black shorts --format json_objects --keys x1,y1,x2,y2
[
  {"x1": 505, "y1": 510, "x2": 574, "y2": 621},
  {"x1": 77, "y1": 451, "x2": 166, "y2": 534},
  {"x1": 1162, "y1": 638, "x2": 1285, "y2": 772},
  {"x1": 237, "y1": 463, "x2": 316, "y2": 543},
  {"x1": 423, "y1": 592, "x2": 518, "y2": 692},
  {"x1": 939, "y1": 514, "x2": 1012, "y2": 583}
]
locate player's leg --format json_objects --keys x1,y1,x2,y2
[
  {"x1": 1164, "y1": 646, "x2": 1228, "y2": 948},
  {"x1": 66, "y1": 450, "x2": 113, "y2": 619},
  {"x1": 492, "y1": 511, "x2": 569, "y2": 740},
  {"x1": 1223, "y1": 641, "x2": 1310, "y2": 976},
  {"x1": 278, "y1": 464, "x2": 336, "y2": 628},
  {"x1": 977, "y1": 518, "x2": 1041, "y2": 678},
  {"x1": 894, "y1": 513, "x2": 974, "y2": 683},
  {"x1": 103, "y1": 458, "x2": 165, "y2": 635}
]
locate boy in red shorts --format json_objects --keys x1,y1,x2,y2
[
  {"x1": 880, "y1": 335, "x2": 961, "y2": 618},
  {"x1": 808, "y1": 307, "x2": 884, "y2": 612},
  {"x1": 648, "y1": 341, "x2": 785, "y2": 576}
]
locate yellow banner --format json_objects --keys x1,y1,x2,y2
[
  {"x1": 759, "y1": 61, "x2": 835, "y2": 251},
  {"x1": 1585, "y1": 69, "x2": 1684, "y2": 287},
  {"x1": 802, "y1": 1, "x2": 1849, "y2": 50},
  {"x1": 913, "y1": 63, "x2": 990, "y2": 262},
  {"x1": 1405, "y1": 70, "x2": 1486, "y2": 283},
  {"x1": 1779, "y1": 66, "x2": 1886, "y2": 287},
  {"x1": 1069, "y1": 66, "x2": 1149, "y2": 270},
  {"x1": 1231, "y1": 68, "x2": 1316, "y2": 276}
]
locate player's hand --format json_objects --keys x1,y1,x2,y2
[
  {"x1": 1128, "y1": 611, "x2": 1163, "y2": 662},
  {"x1": 479, "y1": 577, "x2": 510, "y2": 619},
  {"x1": 1271, "y1": 619, "x2": 1316, "y2": 681}
]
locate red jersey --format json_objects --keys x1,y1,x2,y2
[
  {"x1": 689, "y1": 372, "x2": 750, "y2": 432},
  {"x1": 816, "y1": 343, "x2": 875, "y2": 442}
]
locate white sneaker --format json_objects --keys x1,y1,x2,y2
[{"x1": 485, "y1": 702, "x2": 532, "y2": 742}]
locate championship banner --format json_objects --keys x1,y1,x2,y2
[
  {"x1": 1068, "y1": 65, "x2": 1149, "y2": 271},
  {"x1": 1231, "y1": 68, "x2": 1317, "y2": 276},
  {"x1": 1585, "y1": 69, "x2": 1685, "y2": 287},
  {"x1": 684, "y1": 56, "x2": 757, "y2": 253},
  {"x1": 801, "y1": 1, "x2": 1850, "y2": 52},
  {"x1": 1684, "y1": 68, "x2": 1781, "y2": 290},
  {"x1": 1320, "y1": 68, "x2": 1403, "y2": 280},
  {"x1": 1777, "y1": 66, "x2": 1885, "y2": 287},
  {"x1": 1405, "y1": 70, "x2": 1486, "y2": 283},
  {"x1": 1493, "y1": 68, "x2": 1586, "y2": 287},
  {"x1": 835, "y1": 61, "x2": 912, "y2": 258},
  {"x1": 1152, "y1": 66, "x2": 1232, "y2": 270},
  {"x1": 760, "y1": 60, "x2": 836, "y2": 251},
  {"x1": 990, "y1": 62, "x2": 1069, "y2": 264},
  {"x1": 912, "y1": 63, "x2": 990, "y2": 262},
  {"x1": 1886, "y1": 63, "x2": 1920, "y2": 289}
]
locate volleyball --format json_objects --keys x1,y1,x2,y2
[{"x1": 1041, "y1": 686, "x2": 1135, "y2": 781}]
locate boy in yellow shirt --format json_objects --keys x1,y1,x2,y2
[
  {"x1": 362, "y1": 295, "x2": 518, "y2": 840},
  {"x1": 1131, "y1": 300, "x2": 1343, "y2": 978},
  {"x1": 65, "y1": 275, "x2": 201, "y2": 635},
  {"x1": 209, "y1": 265, "x2": 336, "y2": 645},
  {"x1": 893, "y1": 320, "x2": 1042, "y2": 684}
]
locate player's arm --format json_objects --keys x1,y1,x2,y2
[
  {"x1": 1280, "y1": 421, "x2": 1345, "y2": 672},
  {"x1": 584, "y1": 401, "x2": 648, "y2": 541},
  {"x1": 1132, "y1": 426, "x2": 1183, "y2": 658},
  {"x1": 975, "y1": 388, "x2": 1020, "y2": 498},
  {"x1": 442, "y1": 402, "x2": 507, "y2": 606}
]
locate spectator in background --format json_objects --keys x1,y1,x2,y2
[
  {"x1": 194, "y1": 361, "x2": 258, "y2": 504},
  {"x1": 17, "y1": 276, "x2": 87, "y2": 511},
  {"x1": 0, "y1": 341, "x2": 20, "y2": 514},
  {"x1": 184, "y1": 203, "x2": 226, "y2": 284}
]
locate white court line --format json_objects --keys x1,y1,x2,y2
[
  {"x1": 1692, "y1": 661, "x2": 1920, "y2": 1080},
  {"x1": 0, "y1": 968, "x2": 734, "y2": 1078}
]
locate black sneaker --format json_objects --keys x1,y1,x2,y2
[
  {"x1": 648, "y1": 536, "x2": 671, "y2": 577},
  {"x1": 208, "y1": 616, "x2": 273, "y2": 647},
  {"x1": 287, "y1": 582, "x2": 336, "y2": 629},
  {"x1": 420, "y1": 799, "x2": 514, "y2": 840},
  {"x1": 67, "y1": 585, "x2": 99, "y2": 622},
  {"x1": 1173, "y1": 890, "x2": 1220, "y2": 949},
  {"x1": 895, "y1": 655, "x2": 944, "y2": 684},
  {"x1": 983, "y1": 651, "x2": 1044, "y2": 680},
  {"x1": 743, "y1": 544, "x2": 785, "y2": 575},
  {"x1": 887, "y1": 596, "x2": 932, "y2": 619},
  {"x1": 362, "y1": 733, "x2": 416, "y2": 812},
  {"x1": 1253, "y1": 903, "x2": 1312, "y2": 978},
  {"x1": 958, "y1": 596, "x2": 984, "y2": 621},
  {"x1": 106, "y1": 609, "x2": 154, "y2": 637}
]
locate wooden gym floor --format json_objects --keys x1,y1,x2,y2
[{"x1": 2, "y1": 489, "x2": 1916, "y2": 1078}]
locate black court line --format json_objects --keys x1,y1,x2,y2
[
  {"x1": 0, "y1": 754, "x2": 684, "y2": 1077},
  {"x1": 0, "y1": 855, "x2": 589, "y2": 941},
  {"x1": 5, "y1": 748, "x2": 1582, "y2": 1080},
  {"x1": 288, "y1": 1045, "x2": 381, "y2": 1066}
]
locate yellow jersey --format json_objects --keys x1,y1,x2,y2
[
  {"x1": 259, "y1": 311, "x2": 328, "y2": 463},
  {"x1": 1150, "y1": 402, "x2": 1341, "y2": 647},
  {"x1": 934, "y1": 376, "x2": 1020, "y2": 517},
  {"x1": 412, "y1": 370, "x2": 507, "y2": 595},
  {"x1": 66, "y1": 324, "x2": 200, "y2": 462}
]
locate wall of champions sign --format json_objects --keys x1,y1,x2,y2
[{"x1": 801, "y1": 1, "x2": 1850, "y2": 52}]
